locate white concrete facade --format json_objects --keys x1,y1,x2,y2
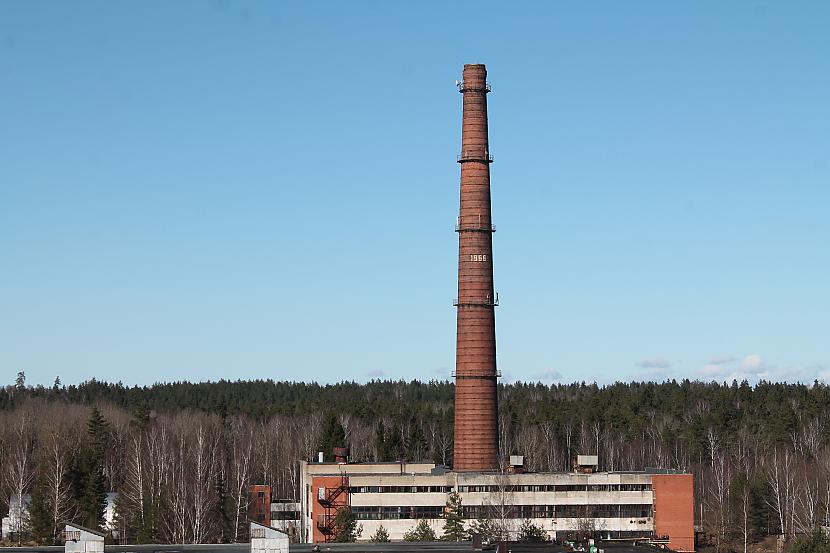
[
  {"x1": 300, "y1": 461, "x2": 667, "y2": 543},
  {"x1": 270, "y1": 501, "x2": 301, "y2": 538}
]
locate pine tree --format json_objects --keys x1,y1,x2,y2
[
  {"x1": 369, "y1": 524, "x2": 391, "y2": 543},
  {"x1": 333, "y1": 507, "x2": 361, "y2": 542},
  {"x1": 441, "y1": 491, "x2": 467, "y2": 541},
  {"x1": 403, "y1": 519, "x2": 437, "y2": 542},
  {"x1": 517, "y1": 519, "x2": 548, "y2": 542}
]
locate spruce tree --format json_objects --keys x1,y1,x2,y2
[
  {"x1": 403, "y1": 519, "x2": 437, "y2": 542},
  {"x1": 384, "y1": 423, "x2": 404, "y2": 460},
  {"x1": 333, "y1": 507, "x2": 361, "y2": 542},
  {"x1": 789, "y1": 529, "x2": 830, "y2": 553},
  {"x1": 517, "y1": 519, "x2": 548, "y2": 542},
  {"x1": 405, "y1": 418, "x2": 428, "y2": 461},
  {"x1": 28, "y1": 482, "x2": 53, "y2": 544},
  {"x1": 441, "y1": 491, "x2": 467, "y2": 541},
  {"x1": 469, "y1": 515, "x2": 506, "y2": 543},
  {"x1": 130, "y1": 403, "x2": 151, "y2": 430},
  {"x1": 319, "y1": 412, "x2": 346, "y2": 461},
  {"x1": 369, "y1": 524, "x2": 390, "y2": 543},
  {"x1": 76, "y1": 407, "x2": 109, "y2": 530}
]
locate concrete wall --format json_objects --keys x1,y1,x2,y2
[
  {"x1": 301, "y1": 463, "x2": 691, "y2": 546},
  {"x1": 357, "y1": 516, "x2": 652, "y2": 542},
  {"x1": 302, "y1": 461, "x2": 436, "y2": 476}
]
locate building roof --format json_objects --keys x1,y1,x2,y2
[
  {"x1": 307, "y1": 468, "x2": 689, "y2": 477},
  {"x1": 62, "y1": 521, "x2": 107, "y2": 538}
]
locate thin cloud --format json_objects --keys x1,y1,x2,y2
[
  {"x1": 708, "y1": 356, "x2": 736, "y2": 366},
  {"x1": 700, "y1": 364, "x2": 724, "y2": 377},
  {"x1": 696, "y1": 354, "x2": 828, "y2": 383},
  {"x1": 366, "y1": 369, "x2": 386, "y2": 378},
  {"x1": 532, "y1": 369, "x2": 563, "y2": 383},
  {"x1": 740, "y1": 354, "x2": 766, "y2": 373},
  {"x1": 637, "y1": 357, "x2": 672, "y2": 370}
]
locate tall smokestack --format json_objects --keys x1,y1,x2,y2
[{"x1": 453, "y1": 64, "x2": 499, "y2": 472}]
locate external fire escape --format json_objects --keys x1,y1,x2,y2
[{"x1": 315, "y1": 475, "x2": 349, "y2": 542}]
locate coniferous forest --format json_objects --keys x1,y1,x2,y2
[{"x1": 1, "y1": 375, "x2": 829, "y2": 550}]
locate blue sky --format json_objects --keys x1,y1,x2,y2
[{"x1": 1, "y1": 1, "x2": 828, "y2": 386}]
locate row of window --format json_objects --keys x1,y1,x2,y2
[
  {"x1": 464, "y1": 504, "x2": 653, "y2": 519},
  {"x1": 458, "y1": 484, "x2": 652, "y2": 493},
  {"x1": 349, "y1": 484, "x2": 652, "y2": 494},
  {"x1": 349, "y1": 485, "x2": 454, "y2": 494},
  {"x1": 350, "y1": 504, "x2": 652, "y2": 521},
  {"x1": 352, "y1": 506, "x2": 445, "y2": 520}
]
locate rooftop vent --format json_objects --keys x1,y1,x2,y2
[{"x1": 575, "y1": 454, "x2": 599, "y2": 473}]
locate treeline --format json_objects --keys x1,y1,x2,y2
[{"x1": 1, "y1": 376, "x2": 829, "y2": 550}]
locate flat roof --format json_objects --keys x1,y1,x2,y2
[{"x1": 306, "y1": 469, "x2": 689, "y2": 477}]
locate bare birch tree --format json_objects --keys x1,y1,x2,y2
[
  {"x1": 190, "y1": 421, "x2": 218, "y2": 544},
  {"x1": 4, "y1": 411, "x2": 35, "y2": 544},
  {"x1": 40, "y1": 427, "x2": 77, "y2": 543},
  {"x1": 229, "y1": 417, "x2": 253, "y2": 542}
]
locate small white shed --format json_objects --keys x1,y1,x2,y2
[
  {"x1": 64, "y1": 523, "x2": 105, "y2": 553},
  {"x1": 250, "y1": 520, "x2": 289, "y2": 553}
]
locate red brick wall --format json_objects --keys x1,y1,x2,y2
[
  {"x1": 653, "y1": 474, "x2": 695, "y2": 552},
  {"x1": 248, "y1": 485, "x2": 272, "y2": 526},
  {"x1": 309, "y1": 475, "x2": 349, "y2": 543}
]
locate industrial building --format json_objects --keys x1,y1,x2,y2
[
  {"x1": 294, "y1": 64, "x2": 695, "y2": 551},
  {"x1": 299, "y1": 457, "x2": 693, "y2": 551}
]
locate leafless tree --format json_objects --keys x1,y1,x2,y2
[
  {"x1": 483, "y1": 472, "x2": 516, "y2": 540},
  {"x1": 766, "y1": 446, "x2": 797, "y2": 540},
  {"x1": 190, "y1": 421, "x2": 219, "y2": 544},
  {"x1": 228, "y1": 417, "x2": 253, "y2": 542},
  {"x1": 39, "y1": 426, "x2": 78, "y2": 543},
  {"x1": 166, "y1": 427, "x2": 188, "y2": 543},
  {"x1": 428, "y1": 419, "x2": 452, "y2": 467},
  {"x1": 118, "y1": 432, "x2": 148, "y2": 543},
  {"x1": 705, "y1": 428, "x2": 733, "y2": 553},
  {"x1": 3, "y1": 410, "x2": 35, "y2": 544}
]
